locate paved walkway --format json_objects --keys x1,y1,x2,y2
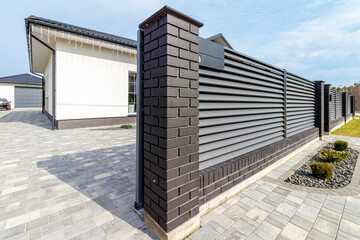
[
  {"x1": 0, "y1": 110, "x2": 154, "y2": 240},
  {"x1": 188, "y1": 135, "x2": 360, "y2": 240},
  {"x1": 1, "y1": 110, "x2": 360, "y2": 240}
]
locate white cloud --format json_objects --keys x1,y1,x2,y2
[{"x1": 235, "y1": 0, "x2": 360, "y2": 86}]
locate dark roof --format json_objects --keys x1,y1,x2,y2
[
  {"x1": 25, "y1": 16, "x2": 137, "y2": 48},
  {"x1": 0, "y1": 74, "x2": 42, "y2": 85}
]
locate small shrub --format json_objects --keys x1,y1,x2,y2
[
  {"x1": 310, "y1": 163, "x2": 333, "y2": 180},
  {"x1": 120, "y1": 124, "x2": 133, "y2": 129},
  {"x1": 319, "y1": 149, "x2": 348, "y2": 162},
  {"x1": 334, "y1": 140, "x2": 348, "y2": 151}
]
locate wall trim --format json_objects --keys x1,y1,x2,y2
[{"x1": 54, "y1": 116, "x2": 136, "y2": 129}]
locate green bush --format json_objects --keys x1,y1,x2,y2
[
  {"x1": 120, "y1": 124, "x2": 133, "y2": 129},
  {"x1": 310, "y1": 163, "x2": 333, "y2": 180},
  {"x1": 334, "y1": 140, "x2": 348, "y2": 151},
  {"x1": 319, "y1": 149, "x2": 348, "y2": 162}
]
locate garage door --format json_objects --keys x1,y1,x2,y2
[{"x1": 15, "y1": 87, "x2": 42, "y2": 108}]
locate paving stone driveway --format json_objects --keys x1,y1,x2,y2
[
  {"x1": 188, "y1": 135, "x2": 360, "y2": 240},
  {"x1": 1, "y1": 110, "x2": 360, "y2": 240},
  {"x1": 0, "y1": 110, "x2": 154, "y2": 240}
]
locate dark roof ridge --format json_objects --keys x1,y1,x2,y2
[{"x1": 25, "y1": 15, "x2": 137, "y2": 48}]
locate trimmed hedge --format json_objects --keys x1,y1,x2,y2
[
  {"x1": 334, "y1": 140, "x2": 348, "y2": 151},
  {"x1": 310, "y1": 163, "x2": 333, "y2": 180}
]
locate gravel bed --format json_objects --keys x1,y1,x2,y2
[{"x1": 285, "y1": 143, "x2": 359, "y2": 189}]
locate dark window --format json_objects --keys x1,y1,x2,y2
[{"x1": 128, "y1": 72, "x2": 137, "y2": 113}]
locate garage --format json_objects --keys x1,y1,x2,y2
[
  {"x1": 0, "y1": 74, "x2": 42, "y2": 109},
  {"x1": 15, "y1": 86, "x2": 42, "y2": 108}
]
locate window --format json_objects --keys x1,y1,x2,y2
[{"x1": 128, "y1": 72, "x2": 137, "y2": 113}]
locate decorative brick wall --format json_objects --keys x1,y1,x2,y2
[
  {"x1": 198, "y1": 128, "x2": 318, "y2": 205},
  {"x1": 324, "y1": 84, "x2": 331, "y2": 133},
  {"x1": 315, "y1": 81, "x2": 324, "y2": 138},
  {"x1": 139, "y1": 6, "x2": 203, "y2": 235}
]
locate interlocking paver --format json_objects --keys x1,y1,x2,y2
[
  {"x1": 0, "y1": 110, "x2": 151, "y2": 240},
  {"x1": 189, "y1": 134, "x2": 360, "y2": 240},
  {"x1": 278, "y1": 222, "x2": 308, "y2": 240}
]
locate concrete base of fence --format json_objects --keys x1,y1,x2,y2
[
  {"x1": 199, "y1": 136, "x2": 319, "y2": 217},
  {"x1": 144, "y1": 212, "x2": 200, "y2": 240}
]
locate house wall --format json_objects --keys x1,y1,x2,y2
[
  {"x1": 0, "y1": 84, "x2": 14, "y2": 107},
  {"x1": 54, "y1": 39, "x2": 137, "y2": 120}
]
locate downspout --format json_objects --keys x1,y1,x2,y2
[
  {"x1": 30, "y1": 32, "x2": 56, "y2": 130},
  {"x1": 135, "y1": 29, "x2": 144, "y2": 210},
  {"x1": 42, "y1": 76, "x2": 45, "y2": 114}
]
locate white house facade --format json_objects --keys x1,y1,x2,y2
[{"x1": 25, "y1": 16, "x2": 137, "y2": 129}]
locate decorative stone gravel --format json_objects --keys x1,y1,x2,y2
[{"x1": 285, "y1": 143, "x2": 359, "y2": 189}]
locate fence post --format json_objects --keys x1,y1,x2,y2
[
  {"x1": 342, "y1": 92, "x2": 347, "y2": 123},
  {"x1": 351, "y1": 95, "x2": 355, "y2": 117},
  {"x1": 283, "y1": 69, "x2": 287, "y2": 139},
  {"x1": 314, "y1": 81, "x2": 324, "y2": 139},
  {"x1": 324, "y1": 84, "x2": 331, "y2": 134},
  {"x1": 138, "y1": 6, "x2": 203, "y2": 240}
]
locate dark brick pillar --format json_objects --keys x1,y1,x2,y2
[
  {"x1": 139, "y1": 6, "x2": 203, "y2": 239},
  {"x1": 351, "y1": 95, "x2": 355, "y2": 116},
  {"x1": 342, "y1": 92, "x2": 347, "y2": 122},
  {"x1": 324, "y1": 84, "x2": 331, "y2": 133},
  {"x1": 314, "y1": 81, "x2": 324, "y2": 139}
]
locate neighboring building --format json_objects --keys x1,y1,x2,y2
[
  {"x1": 25, "y1": 16, "x2": 137, "y2": 129},
  {"x1": 0, "y1": 73, "x2": 42, "y2": 108}
]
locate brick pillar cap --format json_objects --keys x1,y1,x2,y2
[{"x1": 139, "y1": 5, "x2": 203, "y2": 28}]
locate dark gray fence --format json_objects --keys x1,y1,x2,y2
[
  {"x1": 137, "y1": 7, "x2": 356, "y2": 238},
  {"x1": 330, "y1": 89, "x2": 343, "y2": 121},
  {"x1": 199, "y1": 41, "x2": 315, "y2": 169}
]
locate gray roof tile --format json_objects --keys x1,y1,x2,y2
[
  {"x1": 25, "y1": 16, "x2": 137, "y2": 48},
  {"x1": 0, "y1": 74, "x2": 42, "y2": 85}
]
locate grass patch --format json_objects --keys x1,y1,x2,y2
[
  {"x1": 120, "y1": 124, "x2": 133, "y2": 129},
  {"x1": 332, "y1": 118, "x2": 360, "y2": 137}
]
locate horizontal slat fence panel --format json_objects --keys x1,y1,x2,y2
[
  {"x1": 199, "y1": 45, "x2": 316, "y2": 169},
  {"x1": 330, "y1": 89, "x2": 336, "y2": 121},
  {"x1": 336, "y1": 91, "x2": 342, "y2": 119},
  {"x1": 286, "y1": 72, "x2": 315, "y2": 137}
]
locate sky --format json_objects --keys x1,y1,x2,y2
[{"x1": 0, "y1": 0, "x2": 359, "y2": 87}]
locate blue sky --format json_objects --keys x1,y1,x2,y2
[{"x1": 0, "y1": 0, "x2": 359, "y2": 87}]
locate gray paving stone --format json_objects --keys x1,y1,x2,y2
[
  {"x1": 223, "y1": 204, "x2": 247, "y2": 221},
  {"x1": 339, "y1": 218, "x2": 360, "y2": 239},
  {"x1": 278, "y1": 222, "x2": 308, "y2": 240},
  {"x1": 0, "y1": 110, "x2": 148, "y2": 239},
  {"x1": 232, "y1": 218, "x2": 256, "y2": 236},
  {"x1": 188, "y1": 225, "x2": 218, "y2": 240},
  {"x1": 290, "y1": 214, "x2": 313, "y2": 231},
  {"x1": 214, "y1": 227, "x2": 245, "y2": 240},
  {"x1": 253, "y1": 220, "x2": 281, "y2": 240},
  {"x1": 212, "y1": 213, "x2": 235, "y2": 229},
  {"x1": 307, "y1": 228, "x2": 333, "y2": 240},
  {"x1": 312, "y1": 217, "x2": 338, "y2": 238}
]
